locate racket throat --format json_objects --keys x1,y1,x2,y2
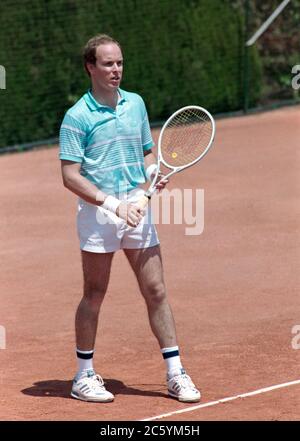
[
  {"x1": 144, "y1": 191, "x2": 153, "y2": 200},
  {"x1": 136, "y1": 190, "x2": 154, "y2": 210}
]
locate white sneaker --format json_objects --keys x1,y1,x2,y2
[
  {"x1": 71, "y1": 369, "x2": 114, "y2": 402},
  {"x1": 167, "y1": 368, "x2": 201, "y2": 403}
]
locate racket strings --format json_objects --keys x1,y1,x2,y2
[{"x1": 161, "y1": 108, "x2": 213, "y2": 167}]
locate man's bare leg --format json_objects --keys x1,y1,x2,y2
[
  {"x1": 71, "y1": 250, "x2": 115, "y2": 403},
  {"x1": 124, "y1": 245, "x2": 177, "y2": 348},
  {"x1": 76, "y1": 250, "x2": 114, "y2": 350},
  {"x1": 124, "y1": 245, "x2": 201, "y2": 402}
]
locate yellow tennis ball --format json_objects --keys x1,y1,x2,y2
[{"x1": 172, "y1": 152, "x2": 177, "y2": 158}]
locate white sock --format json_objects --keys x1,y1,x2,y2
[
  {"x1": 161, "y1": 346, "x2": 183, "y2": 377},
  {"x1": 76, "y1": 349, "x2": 94, "y2": 377}
]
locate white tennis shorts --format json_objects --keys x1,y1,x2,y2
[{"x1": 77, "y1": 187, "x2": 160, "y2": 253}]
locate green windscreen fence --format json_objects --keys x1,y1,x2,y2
[{"x1": 0, "y1": 0, "x2": 299, "y2": 150}]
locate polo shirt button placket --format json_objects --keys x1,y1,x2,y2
[{"x1": 115, "y1": 110, "x2": 123, "y2": 133}]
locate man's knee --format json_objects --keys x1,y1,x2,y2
[
  {"x1": 83, "y1": 282, "x2": 107, "y2": 306},
  {"x1": 143, "y1": 282, "x2": 167, "y2": 306}
]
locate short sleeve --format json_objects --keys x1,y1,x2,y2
[
  {"x1": 59, "y1": 113, "x2": 86, "y2": 162},
  {"x1": 140, "y1": 101, "x2": 154, "y2": 152}
]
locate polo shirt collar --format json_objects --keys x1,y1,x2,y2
[{"x1": 84, "y1": 88, "x2": 127, "y2": 111}]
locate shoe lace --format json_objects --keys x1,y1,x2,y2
[
  {"x1": 173, "y1": 374, "x2": 195, "y2": 390},
  {"x1": 87, "y1": 374, "x2": 106, "y2": 391}
]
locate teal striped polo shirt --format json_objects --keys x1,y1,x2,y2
[{"x1": 59, "y1": 88, "x2": 154, "y2": 195}]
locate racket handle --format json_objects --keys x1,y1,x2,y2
[{"x1": 136, "y1": 194, "x2": 151, "y2": 210}]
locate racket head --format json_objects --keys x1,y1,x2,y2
[{"x1": 157, "y1": 105, "x2": 215, "y2": 170}]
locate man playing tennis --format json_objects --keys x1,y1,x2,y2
[{"x1": 59, "y1": 34, "x2": 200, "y2": 403}]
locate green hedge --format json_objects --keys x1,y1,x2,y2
[{"x1": 0, "y1": 0, "x2": 261, "y2": 149}]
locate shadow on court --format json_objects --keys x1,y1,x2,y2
[{"x1": 21, "y1": 379, "x2": 168, "y2": 400}]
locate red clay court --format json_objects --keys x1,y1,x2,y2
[{"x1": 0, "y1": 106, "x2": 299, "y2": 420}]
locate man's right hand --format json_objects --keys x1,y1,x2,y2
[{"x1": 116, "y1": 201, "x2": 144, "y2": 227}]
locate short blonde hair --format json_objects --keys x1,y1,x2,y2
[{"x1": 83, "y1": 34, "x2": 122, "y2": 76}]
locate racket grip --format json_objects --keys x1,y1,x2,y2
[{"x1": 136, "y1": 194, "x2": 151, "y2": 210}]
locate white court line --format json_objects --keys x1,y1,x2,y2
[{"x1": 139, "y1": 378, "x2": 300, "y2": 421}]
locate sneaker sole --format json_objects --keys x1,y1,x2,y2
[
  {"x1": 168, "y1": 390, "x2": 201, "y2": 403},
  {"x1": 71, "y1": 391, "x2": 114, "y2": 403}
]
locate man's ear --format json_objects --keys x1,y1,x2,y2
[{"x1": 86, "y1": 63, "x2": 95, "y2": 76}]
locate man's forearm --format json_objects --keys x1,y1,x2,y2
[
  {"x1": 63, "y1": 172, "x2": 106, "y2": 206},
  {"x1": 62, "y1": 169, "x2": 142, "y2": 226},
  {"x1": 144, "y1": 151, "x2": 157, "y2": 169}
]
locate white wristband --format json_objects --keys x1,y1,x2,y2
[
  {"x1": 101, "y1": 195, "x2": 121, "y2": 214},
  {"x1": 145, "y1": 163, "x2": 158, "y2": 182}
]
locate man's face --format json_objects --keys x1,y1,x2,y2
[{"x1": 88, "y1": 43, "x2": 123, "y2": 92}]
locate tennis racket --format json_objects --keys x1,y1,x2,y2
[{"x1": 137, "y1": 105, "x2": 215, "y2": 209}]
